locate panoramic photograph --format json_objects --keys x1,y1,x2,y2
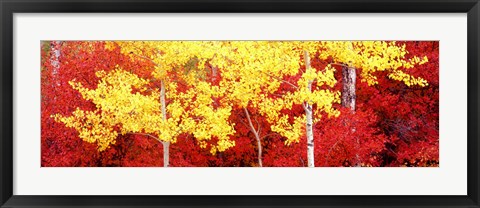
[{"x1": 41, "y1": 41, "x2": 439, "y2": 167}]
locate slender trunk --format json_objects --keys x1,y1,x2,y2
[
  {"x1": 49, "y1": 41, "x2": 62, "y2": 114},
  {"x1": 211, "y1": 66, "x2": 218, "y2": 83},
  {"x1": 342, "y1": 66, "x2": 361, "y2": 166},
  {"x1": 50, "y1": 41, "x2": 61, "y2": 87},
  {"x1": 341, "y1": 66, "x2": 356, "y2": 111},
  {"x1": 305, "y1": 103, "x2": 314, "y2": 167},
  {"x1": 304, "y1": 51, "x2": 315, "y2": 167},
  {"x1": 50, "y1": 41, "x2": 61, "y2": 72},
  {"x1": 160, "y1": 80, "x2": 170, "y2": 167},
  {"x1": 244, "y1": 108, "x2": 262, "y2": 167},
  {"x1": 162, "y1": 141, "x2": 170, "y2": 167}
]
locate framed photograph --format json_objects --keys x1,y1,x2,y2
[{"x1": 1, "y1": 0, "x2": 479, "y2": 207}]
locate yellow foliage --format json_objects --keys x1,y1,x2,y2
[
  {"x1": 319, "y1": 41, "x2": 429, "y2": 87},
  {"x1": 54, "y1": 41, "x2": 429, "y2": 153},
  {"x1": 54, "y1": 68, "x2": 236, "y2": 152}
]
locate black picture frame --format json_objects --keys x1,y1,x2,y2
[{"x1": 1, "y1": 0, "x2": 479, "y2": 207}]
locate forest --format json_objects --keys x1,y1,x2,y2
[{"x1": 41, "y1": 41, "x2": 439, "y2": 167}]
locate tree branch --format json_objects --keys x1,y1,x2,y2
[
  {"x1": 259, "y1": 71, "x2": 298, "y2": 89},
  {"x1": 127, "y1": 132, "x2": 164, "y2": 144}
]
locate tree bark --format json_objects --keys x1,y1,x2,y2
[
  {"x1": 341, "y1": 66, "x2": 356, "y2": 111},
  {"x1": 304, "y1": 51, "x2": 315, "y2": 168},
  {"x1": 50, "y1": 41, "x2": 62, "y2": 87},
  {"x1": 244, "y1": 108, "x2": 262, "y2": 167},
  {"x1": 162, "y1": 141, "x2": 170, "y2": 167},
  {"x1": 305, "y1": 103, "x2": 314, "y2": 167},
  {"x1": 160, "y1": 80, "x2": 170, "y2": 167},
  {"x1": 342, "y1": 66, "x2": 361, "y2": 166},
  {"x1": 211, "y1": 65, "x2": 218, "y2": 83}
]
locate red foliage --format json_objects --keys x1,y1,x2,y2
[
  {"x1": 41, "y1": 41, "x2": 157, "y2": 166},
  {"x1": 41, "y1": 41, "x2": 439, "y2": 167},
  {"x1": 358, "y1": 41, "x2": 440, "y2": 166},
  {"x1": 313, "y1": 108, "x2": 386, "y2": 167}
]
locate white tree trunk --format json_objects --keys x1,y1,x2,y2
[
  {"x1": 305, "y1": 103, "x2": 314, "y2": 167},
  {"x1": 304, "y1": 51, "x2": 315, "y2": 168},
  {"x1": 244, "y1": 108, "x2": 262, "y2": 167},
  {"x1": 160, "y1": 80, "x2": 170, "y2": 167},
  {"x1": 162, "y1": 141, "x2": 170, "y2": 167}
]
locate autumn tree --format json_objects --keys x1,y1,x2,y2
[
  {"x1": 231, "y1": 42, "x2": 341, "y2": 167},
  {"x1": 53, "y1": 41, "x2": 236, "y2": 167},
  {"x1": 320, "y1": 41, "x2": 428, "y2": 109},
  {"x1": 359, "y1": 41, "x2": 439, "y2": 166},
  {"x1": 205, "y1": 41, "x2": 309, "y2": 167},
  {"x1": 43, "y1": 40, "x2": 438, "y2": 167},
  {"x1": 174, "y1": 41, "x2": 340, "y2": 167},
  {"x1": 42, "y1": 41, "x2": 157, "y2": 166},
  {"x1": 316, "y1": 41, "x2": 429, "y2": 166}
]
